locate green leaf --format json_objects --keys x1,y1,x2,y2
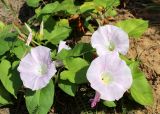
[
  {"x1": 0, "y1": 82, "x2": 13, "y2": 106},
  {"x1": 56, "y1": 49, "x2": 71, "y2": 60},
  {"x1": 25, "y1": 80, "x2": 55, "y2": 114},
  {"x1": 129, "y1": 62, "x2": 154, "y2": 105},
  {"x1": 45, "y1": 19, "x2": 71, "y2": 44},
  {"x1": 61, "y1": 57, "x2": 88, "y2": 84},
  {"x1": 43, "y1": 15, "x2": 56, "y2": 31},
  {"x1": 103, "y1": 101, "x2": 116, "y2": 107},
  {"x1": 120, "y1": 54, "x2": 134, "y2": 65},
  {"x1": 116, "y1": 19, "x2": 148, "y2": 38},
  {"x1": 84, "y1": 16, "x2": 94, "y2": 33},
  {"x1": 41, "y1": 2, "x2": 60, "y2": 14},
  {"x1": 26, "y1": 0, "x2": 41, "y2": 7},
  {"x1": 58, "y1": 0, "x2": 78, "y2": 14},
  {"x1": 58, "y1": 80, "x2": 77, "y2": 96},
  {"x1": 60, "y1": 66, "x2": 88, "y2": 84},
  {"x1": 0, "y1": 25, "x2": 18, "y2": 56},
  {"x1": 56, "y1": 43, "x2": 93, "y2": 60},
  {"x1": 12, "y1": 44, "x2": 30, "y2": 59},
  {"x1": 93, "y1": 0, "x2": 120, "y2": 8},
  {"x1": 0, "y1": 21, "x2": 5, "y2": 30},
  {"x1": 105, "y1": 9, "x2": 117, "y2": 17},
  {"x1": 64, "y1": 57, "x2": 88, "y2": 72},
  {"x1": 80, "y1": 2, "x2": 95, "y2": 13},
  {"x1": 0, "y1": 60, "x2": 22, "y2": 97},
  {"x1": 70, "y1": 43, "x2": 93, "y2": 57}
]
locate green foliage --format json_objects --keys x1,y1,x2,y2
[
  {"x1": 12, "y1": 43, "x2": 30, "y2": 59},
  {"x1": 58, "y1": 0, "x2": 78, "y2": 14},
  {"x1": 58, "y1": 80, "x2": 77, "y2": 96},
  {"x1": 0, "y1": 25, "x2": 18, "y2": 56},
  {"x1": 79, "y1": 2, "x2": 95, "y2": 13},
  {"x1": 103, "y1": 101, "x2": 116, "y2": 107},
  {"x1": 0, "y1": 21, "x2": 5, "y2": 30},
  {"x1": 63, "y1": 57, "x2": 88, "y2": 71},
  {"x1": 70, "y1": 43, "x2": 93, "y2": 57},
  {"x1": 61, "y1": 57, "x2": 89, "y2": 84},
  {"x1": 116, "y1": 19, "x2": 148, "y2": 38},
  {"x1": 40, "y1": 2, "x2": 60, "y2": 14},
  {"x1": 0, "y1": 60, "x2": 22, "y2": 97},
  {"x1": 129, "y1": 62, "x2": 154, "y2": 105},
  {"x1": 25, "y1": 80, "x2": 55, "y2": 114},
  {"x1": 44, "y1": 19, "x2": 71, "y2": 45},
  {"x1": 56, "y1": 43, "x2": 93, "y2": 61},
  {"x1": 93, "y1": 0, "x2": 120, "y2": 8},
  {"x1": 26, "y1": 0, "x2": 41, "y2": 7},
  {"x1": 0, "y1": 82, "x2": 13, "y2": 106},
  {"x1": 0, "y1": 0, "x2": 154, "y2": 113}
]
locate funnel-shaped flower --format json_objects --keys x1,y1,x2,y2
[
  {"x1": 87, "y1": 52, "x2": 132, "y2": 106},
  {"x1": 91, "y1": 25, "x2": 129, "y2": 56},
  {"x1": 18, "y1": 46, "x2": 57, "y2": 90},
  {"x1": 58, "y1": 40, "x2": 71, "y2": 53}
]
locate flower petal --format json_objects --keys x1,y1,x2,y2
[
  {"x1": 26, "y1": 32, "x2": 32, "y2": 46},
  {"x1": 30, "y1": 46, "x2": 51, "y2": 63},
  {"x1": 18, "y1": 46, "x2": 57, "y2": 90},
  {"x1": 58, "y1": 40, "x2": 71, "y2": 53},
  {"x1": 91, "y1": 25, "x2": 129, "y2": 56},
  {"x1": 87, "y1": 53, "x2": 132, "y2": 101}
]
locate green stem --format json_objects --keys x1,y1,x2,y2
[{"x1": 32, "y1": 40, "x2": 41, "y2": 46}]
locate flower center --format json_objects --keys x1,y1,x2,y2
[
  {"x1": 101, "y1": 72, "x2": 112, "y2": 84},
  {"x1": 108, "y1": 42, "x2": 115, "y2": 51},
  {"x1": 37, "y1": 64, "x2": 48, "y2": 76}
]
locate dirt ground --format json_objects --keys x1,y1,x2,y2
[{"x1": 0, "y1": 0, "x2": 160, "y2": 114}]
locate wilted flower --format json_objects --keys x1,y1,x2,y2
[
  {"x1": 38, "y1": 21, "x2": 44, "y2": 41},
  {"x1": 87, "y1": 52, "x2": 132, "y2": 107},
  {"x1": 25, "y1": 23, "x2": 32, "y2": 46},
  {"x1": 90, "y1": 91, "x2": 101, "y2": 108},
  {"x1": 18, "y1": 46, "x2": 57, "y2": 90},
  {"x1": 91, "y1": 25, "x2": 129, "y2": 56},
  {"x1": 58, "y1": 40, "x2": 71, "y2": 53}
]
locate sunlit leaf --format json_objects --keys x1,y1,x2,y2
[
  {"x1": 63, "y1": 57, "x2": 88, "y2": 72},
  {"x1": 0, "y1": 60, "x2": 22, "y2": 97},
  {"x1": 44, "y1": 19, "x2": 71, "y2": 44},
  {"x1": 26, "y1": 0, "x2": 41, "y2": 7},
  {"x1": 129, "y1": 62, "x2": 154, "y2": 105},
  {"x1": 116, "y1": 19, "x2": 148, "y2": 38},
  {"x1": 80, "y1": 2, "x2": 95, "y2": 13},
  {"x1": 103, "y1": 101, "x2": 116, "y2": 107},
  {"x1": 93, "y1": 0, "x2": 120, "y2": 8},
  {"x1": 60, "y1": 57, "x2": 88, "y2": 84},
  {"x1": 58, "y1": 80, "x2": 77, "y2": 96},
  {"x1": 0, "y1": 82, "x2": 13, "y2": 106},
  {"x1": 0, "y1": 21, "x2": 5, "y2": 30},
  {"x1": 25, "y1": 80, "x2": 55, "y2": 114},
  {"x1": 12, "y1": 44, "x2": 30, "y2": 59},
  {"x1": 58, "y1": 0, "x2": 78, "y2": 14},
  {"x1": 0, "y1": 25, "x2": 17, "y2": 56},
  {"x1": 41, "y1": 2, "x2": 60, "y2": 14}
]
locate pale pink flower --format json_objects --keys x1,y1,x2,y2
[
  {"x1": 91, "y1": 25, "x2": 129, "y2": 56},
  {"x1": 87, "y1": 52, "x2": 132, "y2": 107},
  {"x1": 58, "y1": 40, "x2": 71, "y2": 53},
  {"x1": 18, "y1": 46, "x2": 57, "y2": 90}
]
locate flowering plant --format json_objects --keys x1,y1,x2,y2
[{"x1": 0, "y1": 0, "x2": 153, "y2": 113}]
